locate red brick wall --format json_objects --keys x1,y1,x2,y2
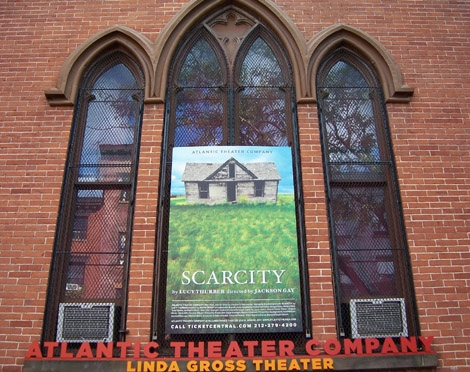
[{"x1": 0, "y1": 1, "x2": 469, "y2": 371}]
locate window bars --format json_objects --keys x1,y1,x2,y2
[
  {"x1": 44, "y1": 52, "x2": 144, "y2": 344},
  {"x1": 317, "y1": 49, "x2": 417, "y2": 338}
]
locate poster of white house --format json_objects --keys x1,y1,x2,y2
[{"x1": 165, "y1": 146, "x2": 303, "y2": 334}]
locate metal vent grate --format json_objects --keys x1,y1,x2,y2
[
  {"x1": 56, "y1": 303, "x2": 115, "y2": 342},
  {"x1": 350, "y1": 298, "x2": 408, "y2": 338}
]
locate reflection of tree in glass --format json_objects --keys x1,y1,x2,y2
[
  {"x1": 175, "y1": 39, "x2": 224, "y2": 146},
  {"x1": 78, "y1": 63, "x2": 139, "y2": 180},
  {"x1": 332, "y1": 187, "x2": 396, "y2": 297},
  {"x1": 321, "y1": 61, "x2": 380, "y2": 167},
  {"x1": 332, "y1": 187, "x2": 389, "y2": 237},
  {"x1": 178, "y1": 39, "x2": 223, "y2": 86},
  {"x1": 238, "y1": 38, "x2": 287, "y2": 146}
]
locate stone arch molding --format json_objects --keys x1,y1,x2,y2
[
  {"x1": 306, "y1": 23, "x2": 414, "y2": 103},
  {"x1": 45, "y1": 25, "x2": 156, "y2": 106},
  {"x1": 45, "y1": 3, "x2": 413, "y2": 106}
]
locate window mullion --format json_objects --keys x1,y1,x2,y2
[{"x1": 228, "y1": 85, "x2": 235, "y2": 145}]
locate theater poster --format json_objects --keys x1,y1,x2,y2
[{"x1": 165, "y1": 146, "x2": 302, "y2": 334}]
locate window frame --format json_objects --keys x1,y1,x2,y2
[
  {"x1": 42, "y1": 49, "x2": 145, "y2": 343},
  {"x1": 152, "y1": 22, "x2": 311, "y2": 343},
  {"x1": 254, "y1": 180, "x2": 265, "y2": 197},
  {"x1": 316, "y1": 48, "x2": 419, "y2": 338}
]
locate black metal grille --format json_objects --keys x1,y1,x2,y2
[
  {"x1": 57, "y1": 303, "x2": 116, "y2": 342},
  {"x1": 317, "y1": 49, "x2": 415, "y2": 338},
  {"x1": 350, "y1": 298, "x2": 408, "y2": 338},
  {"x1": 170, "y1": 34, "x2": 291, "y2": 147},
  {"x1": 153, "y1": 29, "x2": 308, "y2": 352},
  {"x1": 45, "y1": 51, "x2": 144, "y2": 343}
]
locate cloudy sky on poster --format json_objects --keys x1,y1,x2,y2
[{"x1": 171, "y1": 146, "x2": 295, "y2": 195}]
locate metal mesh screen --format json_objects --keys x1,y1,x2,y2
[
  {"x1": 239, "y1": 86, "x2": 288, "y2": 146},
  {"x1": 318, "y1": 50, "x2": 413, "y2": 338},
  {"x1": 173, "y1": 37, "x2": 225, "y2": 147},
  {"x1": 171, "y1": 34, "x2": 290, "y2": 147},
  {"x1": 320, "y1": 63, "x2": 385, "y2": 181},
  {"x1": 47, "y1": 52, "x2": 144, "y2": 343},
  {"x1": 332, "y1": 186, "x2": 399, "y2": 299},
  {"x1": 154, "y1": 31, "x2": 306, "y2": 352},
  {"x1": 174, "y1": 87, "x2": 225, "y2": 146},
  {"x1": 77, "y1": 63, "x2": 141, "y2": 182},
  {"x1": 237, "y1": 37, "x2": 288, "y2": 146},
  {"x1": 63, "y1": 187, "x2": 130, "y2": 302}
]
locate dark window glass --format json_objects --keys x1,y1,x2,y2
[
  {"x1": 228, "y1": 163, "x2": 235, "y2": 178},
  {"x1": 43, "y1": 52, "x2": 144, "y2": 342},
  {"x1": 254, "y1": 180, "x2": 265, "y2": 197},
  {"x1": 154, "y1": 24, "x2": 308, "y2": 345},
  {"x1": 72, "y1": 216, "x2": 88, "y2": 240},
  {"x1": 174, "y1": 38, "x2": 225, "y2": 147},
  {"x1": 198, "y1": 182, "x2": 209, "y2": 199},
  {"x1": 66, "y1": 257, "x2": 87, "y2": 287},
  {"x1": 317, "y1": 49, "x2": 417, "y2": 338}
]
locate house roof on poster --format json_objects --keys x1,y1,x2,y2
[{"x1": 182, "y1": 157, "x2": 281, "y2": 182}]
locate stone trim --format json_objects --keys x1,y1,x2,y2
[
  {"x1": 45, "y1": 26, "x2": 155, "y2": 106},
  {"x1": 306, "y1": 24, "x2": 414, "y2": 103},
  {"x1": 45, "y1": 3, "x2": 413, "y2": 106}
]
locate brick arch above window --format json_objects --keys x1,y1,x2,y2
[
  {"x1": 45, "y1": 25, "x2": 155, "y2": 106},
  {"x1": 307, "y1": 24, "x2": 414, "y2": 103}
]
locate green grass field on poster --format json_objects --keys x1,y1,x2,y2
[{"x1": 166, "y1": 194, "x2": 301, "y2": 300}]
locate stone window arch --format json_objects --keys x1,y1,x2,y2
[
  {"x1": 44, "y1": 26, "x2": 154, "y2": 106},
  {"x1": 316, "y1": 47, "x2": 418, "y2": 339},
  {"x1": 308, "y1": 24, "x2": 414, "y2": 103}
]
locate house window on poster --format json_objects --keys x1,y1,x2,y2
[
  {"x1": 254, "y1": 180, "x2": 265, "y2": 197},
  {"x1": 198, "y1": 182, "x2": 209, "y2": 199}
]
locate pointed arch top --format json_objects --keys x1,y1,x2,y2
[
  {"x1": 44, "y1": 10, "x2": 414, "y2": 106},
  {"x1": 45, "y1": 25, "x2": 155, "y2": 106},
  {"x1": 153, "y1": 0, "x2": 308, "y2": 103},
  {"x1": 306, "y1": 24, "x2": 414, "y2": 103}
]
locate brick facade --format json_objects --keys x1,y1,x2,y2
[{"x1": 0, "y1": 1, "x2": 469, "y2": 371}]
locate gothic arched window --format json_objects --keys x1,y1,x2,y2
[
  {"x1": 167, "y1": 26, "x2": 293, "y2": 148},
  {"x1": 43, "y1": 51, "x2": 145, "y2": 342},
  {"x1": 153, "y1": 12, "x2": 309, "y2": 344},
  {"x1": 316, "y1": 48, "x2": 418, "y2": 339}
]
